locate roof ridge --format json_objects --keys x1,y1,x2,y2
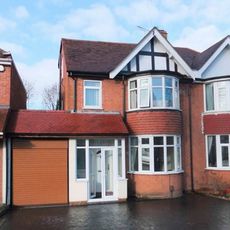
[{"x1": 62, "y1": 38, "x2": 136, "y2": 46}]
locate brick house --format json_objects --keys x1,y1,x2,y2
[
  {"x1": 1, "y1": 27, "x2": 230, "y2": 206},
  {"x1": 0, "y1": 49, "x2": 26, "y2": 205}
]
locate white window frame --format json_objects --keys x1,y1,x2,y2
[
  {"x1": 76, "y1": 139, "x2": 88, "y2": 181},
  {"x1": 129, "y1": 135, "x2": 182, "y2": 174},
  {"x1": 76, "y1": 138, "x2": 126, "y2": 181},
  {"x1": 83, "y1": 80, "x2": 102, "y2": 109},
  {"x1": 206, "y1": 134, "x2": 230, "y2": 170},
  {"x1": 128, "y1": 75, "x2": 179, "y2": 111},
  {"x1": 204, "y1": 79, "x2": 230, "y2": 113}
]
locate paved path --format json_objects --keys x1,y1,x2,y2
[{"x1": 0, "y1": 194, "x2": 230, "y2": 230}]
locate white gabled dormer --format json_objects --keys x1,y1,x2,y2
[{"x1": 109, "y1": 27, "x2": 195, "y2": 79}]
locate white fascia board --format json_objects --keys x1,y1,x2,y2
[
  {"x1": 154, "y1": 30, "x2": 196, "y2": 79},
  {"x1": 109, "y1": 29, "x2": 154, "y2": 79},
  {"x1": 0, "y1": 58, "x2": 12, "y2": 66},
  {"x1": 198, "y1": 37, "x2": 230, "y2": 77}
]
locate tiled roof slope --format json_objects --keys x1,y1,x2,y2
[
  {"x1": 0, "y1": 109, "x2": 9, "y2": 133},
  {"x1": 191, "y1": 36, "x2": 228, "y2": 69},
  {"x1": 6, "y1": 110, "x2": 129, "y2": 136},
  {"x1": 62, "y1": 36, "x2": 228, "y2": 74},
  {"x1": 62, "y1": 39, "x2": 135, "y2": 74}
]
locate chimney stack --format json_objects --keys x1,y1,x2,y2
[{"x1": 159, "y1": 29, "x2": 168, "y2": 39}]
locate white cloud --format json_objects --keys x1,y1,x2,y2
[
  {"x1": 35, "y1": 4, "x2": 129, "y2": 42},
  {"x1": 114, "y1": 0, "x2": 190, "y2": 27},
  {"x1": 173, "y1": 25, "x2": 225, "y2": 52},
  {"x1": 0, "y1": 16, "x2": 15, "y2": 32},
  {"x1": 15, "y1": 6, "x2": 29, "y2": 19},
  {"x1": 115, "y1": 0, "x2": 159, "y2": 26},
  {"x1": 0, "y1": 41, "x2": 27, "y2": 59},
  {"x1": 17, "y1": 59, "x2": 59, "y2": 109}
]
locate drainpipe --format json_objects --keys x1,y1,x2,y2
[
  {"x1": 188, "y1": 85, "x2": 194, "y2": 192},
  {"x1": 122, "y1": 75, "x2": 126, "y2": 121},
  {"x1": 73, "y1": 78, "x2": 77, "y2": 112}
]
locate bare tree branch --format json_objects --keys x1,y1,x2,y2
[
  {"x1": 42, "y1": 83, "x2": 59, "y2": 110},
  {"x1": 22, "y1": 79, "x2": 35, "y2": 108}
]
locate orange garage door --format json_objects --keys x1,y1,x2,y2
[{"x1": 13, "y1": 139, "x2": 68, "y2": 206}]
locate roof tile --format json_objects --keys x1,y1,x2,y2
[{"x1": 7, "y1": 110, "x2": 129, "y2": 136}]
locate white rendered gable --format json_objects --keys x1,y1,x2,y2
[{"x1": 202, "y1": 45, "x2": 230, "y2": 78}]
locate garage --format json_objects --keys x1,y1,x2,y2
[{"x1": 12, "y1": 139, "x2": 68, "y2": 206}]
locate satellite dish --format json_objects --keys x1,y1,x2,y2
[{"x1": 0, "y1": 65, "x2": 4, "y2": 72}]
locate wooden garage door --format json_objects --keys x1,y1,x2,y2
[{"x1": 13, "y1": 139, "x2": 68, "y2": 206}]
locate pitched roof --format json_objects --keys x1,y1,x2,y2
[
  {"x1": 6, "y1": 110, "x2": 129, "y2": 136},
  {"x1": 174, "y1": 47, "x2": 200, "y2": 69},
  {"x1": 61, "y1": 35, "x2": 229, "y2": 75},
  {"x1": 0, "y1": 109, "x2": 9, "y2": 133},
  {"x1": 62, "y1": 38, "x2": 135, "y2": 74},
  {"x1": 192, "y1": 36, "x2": 228, "y2": 70}
]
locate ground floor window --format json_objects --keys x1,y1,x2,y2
[
  {"x1": 129, "y1": 135, "x2": 182, "y2": 174},
  {"x1": 206, "y1": 135, "x2": 230, "y2": 169},
  {"x1": 76, "y1": 138, "x2": 125, "y2": 180}
]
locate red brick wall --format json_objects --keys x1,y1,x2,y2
[
  {"x1": 10, "y1": 63, "x2": 26, "y2": 109},
  {"x1": 128, "y1": 173, "x2": 183, "y2": 198},
  {"x1": 204, "y1": 113, "x2": 230, "y2": 134},
  {"x1": 0, "y1": 64, "x2": 26, "y2": 109},
  {"x1": 76, "y1": 78, "x2": 124, "y2": 114},
  {"x1": 0, "y1": 66, "x2": 11, "y2": 106},
  {"x1": 126, "y1": 110, "x2": 182, "y2": 135},
  {"x1": 188, "y1": 83, "x2": 208, "y2": 191},
  {"x1": 180, "y1": 83, "x2": 192, "y2": 191}
]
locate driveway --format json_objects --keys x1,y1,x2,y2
[{"x1": 0, "y1": 194, "x2": 230, "y2": 230}]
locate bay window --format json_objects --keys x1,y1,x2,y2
[
  {"x1": 206, "y1": 135, "x2": 230, "y2": 169},
  {"x1": 129, "y1": 75, "x2": 179, "y2": 110},
  {"x1": 84, "y1": 80, "x2": 102, "y2": 108},
  {"x1": 205, "y1": 80, "x2": 230, "y2": 112},
  {"x1": 129, "y1": 135, "x2": 182, "y2": 174}
]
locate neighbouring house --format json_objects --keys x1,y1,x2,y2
[
  {"x1": 1, "y1": 27, "x2": 230, "y2": 206},
  {"x1": 0, "y1": 49, "x2": 26, "y2": 205}
]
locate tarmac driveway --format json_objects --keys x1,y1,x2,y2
[{"x1": 0, "y1": 194, "x2": 230, "y2": 230}]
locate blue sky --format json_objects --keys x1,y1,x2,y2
[{"x1": 0, "y1": 0, "x2": 230, "y2": 108}]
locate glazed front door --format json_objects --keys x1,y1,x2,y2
[{"x1": 89, "y1": 148, "x2": 115, "y2": 201}]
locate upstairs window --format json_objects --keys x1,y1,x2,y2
[
  {"x1": 84, "y1": 80, "x2": 102, "y2": 109},
  {"x1": 129, "y1": 75, "x2": 179, "y2": 110},
  {"x1": 205, "y1": 80, "x2": 230, "y2": 112}
]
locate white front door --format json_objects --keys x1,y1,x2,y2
[{"x1": 89, "y1": 147, "x2": 116, "y2": 201}]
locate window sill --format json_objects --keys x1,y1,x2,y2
[
  {"x1": 127, "y1": 108, "x2": 181, "y2": 113},
  {"x1": 128, "y1": 170, "x2": 184, "y2": 175},
  {"x1": 83, "y1": 107, "x2": 103, "y2": 110},
  {"x1": 205, "y1": 168, "x2": 230, "y2": 171},
  {"x1": 75, "y1": 179, "x2": 88, "y2": 182},
  {"x1": 203, "y1": 111, "x2": 230, "y2": 115}
]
